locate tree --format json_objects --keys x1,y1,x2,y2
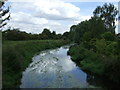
[
  {"x1": 41, "y1": 28, "x2": 52, "y2": 39},
  {"x1": 2, "y1": 28, "x2": 31, "y2": 40},
  {"x1": 0, "y1": 1, "x2": 10, "y2": 29},
  {"x1": 74, "y1": 17, "x2": 106, "y2": 44},
  {"x1": 52, "y1": 31, "x2": 56, "y2": 35},
  {"x1": 70, "y1": 25, "x2": 76, "y2": 32},
  {"x1": 95, "y1": 39, "x2": 107, "y2": 54},
  {"x1": 74, "y1": 20, "x2": 91, "y2": 43},
  {"x1": 83, "y1": 32, "x2": 92, "y2": 41},
  {"x1": 101, "y1": 32, "x2": 117, "y2": 41},
  {"x1": 69, "y1": 25, "x2": 76, "y2": 41},
  {"x1": 51, "y1": 31, "x2": 56, "y2": 39},
  {"x1": 62, "y1": 31, "x2": 71, "y2": 40},
  {"x1": 89, "y1": 17, "x2": 106, "y2": 38},
  {"x1": 93, "y1": 3, "x2": 118, "y2": 33},
  {"x1": 56, "y1": 34, "x2": 62, "y2": 39}
]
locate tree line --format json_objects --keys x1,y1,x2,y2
[{"x1": 2, "y1": 28, "x2": 72, "y2": 41}]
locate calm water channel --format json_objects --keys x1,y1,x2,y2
[{"x1": 20, "y1": 45, "x2": 119, "y2": 88}]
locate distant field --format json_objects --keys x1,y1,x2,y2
[{"x1": 2, "y1": 40, "x2": 69, "y2": 88}]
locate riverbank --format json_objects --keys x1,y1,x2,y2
[
  {"x1": 68, "y1": 40, "x2": 120, "y2": 85},
  {"x1": 2, "y1": 40, "x2": 69, "y2": 88}
]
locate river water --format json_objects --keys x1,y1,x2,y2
[{"x1": 20, "y1": 45, "x2": 118, "y2": 88}]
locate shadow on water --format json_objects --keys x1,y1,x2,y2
[{"x1": 86, "y1": 74, "x2": 120, "y2": 89}]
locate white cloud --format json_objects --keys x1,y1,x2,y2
[
  {"x1": 12, "y1": 12, "x2": 48, "y2": 25},
  {"x1": 4, "y1": 0, "x2": 91, "y2": 34},
  {"x1": 33, "y1": 0, "x2": 80, "y2": 21}
]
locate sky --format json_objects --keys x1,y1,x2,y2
[{"x1": 3, "y1": 0, "x2": 119, "y2": 34}]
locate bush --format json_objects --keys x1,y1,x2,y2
[
  {"x1": 68, "y1": 40, "x2": 120, "y2": 84},
  {"x1": 101, "y1": 32, "x2": 117, "y2": 41}
]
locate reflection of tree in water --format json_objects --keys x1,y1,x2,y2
[
  {"x1": 86, "y1": 74, "x2": 120, "y2": 89},
  {"x1": 87, "y1": 74, "x2": 95, "y2": 85},
  {"x1": 63, "y1": 46, "x2": 69, "y2": 49}
]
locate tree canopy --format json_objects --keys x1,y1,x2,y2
[
  {"x1": 93, "y1": 3, "x2": 118, "y2": 33},
  {"x1": 73, "y1": 3, "x2": 118, "y2": 44}
]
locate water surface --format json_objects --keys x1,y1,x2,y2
[{"x1": 20, "y1": 45, "x2": 117, "y2": 88}]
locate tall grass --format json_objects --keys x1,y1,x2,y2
[{"x1": 2, "y1": 40, "x2": 69, "y2": 88}]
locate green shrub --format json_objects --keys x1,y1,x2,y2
[
  {"x1": 101, "y1": 32, "x2": 117, "y2": 41},
  {"x1": 68, "y1": 40, "x2": 120, "y2": 84}
]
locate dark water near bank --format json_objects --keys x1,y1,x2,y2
[{"x1": 20, "y1": 46, "x2": 119, "y2": 88}]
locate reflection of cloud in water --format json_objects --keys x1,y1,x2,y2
[
  {"x1": 36, "y1": 52, "x2": 76, "y2": 73},
  {"x1": 20, "y1": 46, "x2": 89, "y2": 88},
  {"x1": 40, "y1": 53, "x2": 46, "y2": 56},
  {"x1": 26, "y1": 46, "x2": 77, "y2": 75},
  {"x1": 49, "y1": 49, "x2": 60, "y2": 54},
  {"x1": 57, "y1": 57, "x2": 76, "y2": 72}
]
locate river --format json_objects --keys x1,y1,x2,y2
[{"x1": 20, "y1": 45, "x2": 118, "y2": 88}]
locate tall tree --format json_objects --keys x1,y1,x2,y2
[
  {"x1": 74, "y1": 17, "x2": 106, "y2": 44},
  {"x1": 51, "y1": 31, "x2": 56, "y2": 39},
  {"x1": 42, "y1": 28, "x2": 52, "y2": 39},
  {"x1": 93, "y1": 3, "x2": 118, "y2": 33},
  {"x1": 69, "y1": 25, "x2": 76, "y2": 41}
]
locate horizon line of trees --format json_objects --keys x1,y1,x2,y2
[{"x1": 2, "y1": 28, "x2": 72, "y2": 41}]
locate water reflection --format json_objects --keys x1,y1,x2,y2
[
  {"x1": 86, "y1": 74, "x2": 120, "y2": 89},
  {"x1": 20, "y1": 46, "x2": 90, "y2": 88}
]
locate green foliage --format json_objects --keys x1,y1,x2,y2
[
  {"x1": 95, "y1": 39, "x2": 107, "y2": 54},
  {"x1": 2, "y1": 29, "x2": 30, "y2": 40},
  {"x1": 41, "y1": 28, "x2": 52, "y2": 39},
  {"x1": 62, "y1": 31, "x2": 71, "y2": 41},
  {"x1": 73, "y1": 3, "x2": 118, "y2": 44},
  {"x1": 101, "y1": 32, "x2": 117, "y2": 41},
  {"x1": 69, "y1": 25, "x2": 76, "y2": 41},
  {"x1": 2, "y1": 27, "x2": 74, "y2": 41},
  {"x1": 69, "y1": 40, "x2": 120, "y2": 84},
  {"x1": 69, "y1": 45, "x2": 86, "y2": 62},
  {"x1": 68, "y1": 2, "x2": 120, "y2": 86},
  {"x1": 74, "y1": 20, "x2": 90, "y2": 43},
  {"x1": 106, "y1": 41, "x2": 118, "y2": 55},
  {"x1": 69, "y1": 44, "x2": 105, "y2": 75},
  {"x1": 93, "y1": 3, "x2": 118, "y2": 33},
  {"x1": 74, "y1": 17, "x2": 106, "y2": 43},
  {"x1": 82, "y1": 32, "x2": 92, "y2": 41},
  {"x1": 2, "y1": 28, "x2": 66, "y2": 41}
]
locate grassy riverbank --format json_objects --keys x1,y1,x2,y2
[
  {"x1": 2, "y1": 40, "x2": 69, "y2": 88},
  {"x1": 68, "y1": 39, "x2": 120, "y2": 84}
]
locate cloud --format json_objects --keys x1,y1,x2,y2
[
  {"x1": 4, "y1": 0, "x2": 91, "y2": 34},
  {"x1": 33, "y1": 0, "x2": 80, "y2": 21},
  {"x1": 11, "y1": 12, "x2": 48, "y2": 25}
]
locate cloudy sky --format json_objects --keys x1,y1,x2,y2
[{"x1": 4, "y1": 0, "x2": 118, "y2": 34}]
